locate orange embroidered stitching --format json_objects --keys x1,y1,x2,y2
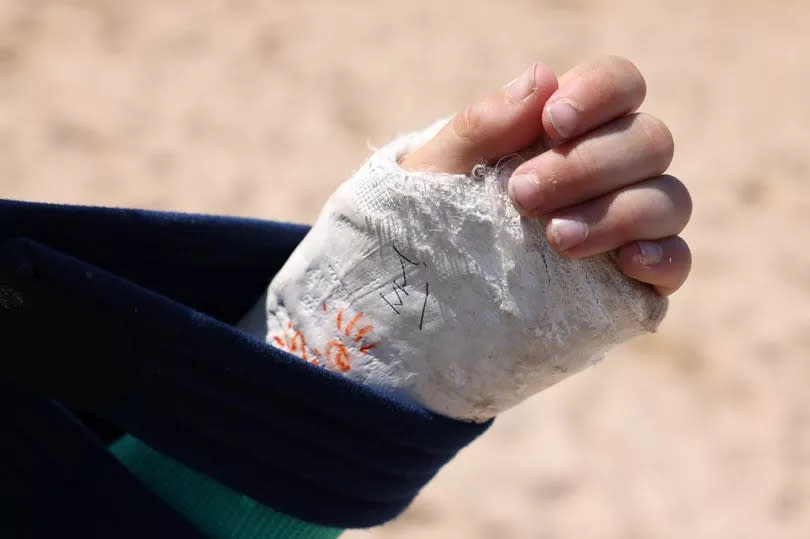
[
  {"x1": 274, "y1": 306, "x2": 379, "y2": 373},
  {"x1": 354, "y1": 325, "x2": 373, "y2": 342},
  {"x1": 290, "y1": 330, "x2": 308, "y2": 360},
  {"x1": 326, "y1": 340, "x2": 351, "y2": 372},
  {"x1": 359, "y1": 343, "x2": 377, "y2": 354},
  {"x1": 345, "y1": 312, "x2": 363, "y2": 337}
]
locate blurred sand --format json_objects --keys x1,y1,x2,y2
[{"x1": 2, "y1": 1, "x2": 809, "y2": 537}]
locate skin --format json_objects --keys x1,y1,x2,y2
[{"x1": 400, "y1": 56, "x2": 692, "y2": 296}]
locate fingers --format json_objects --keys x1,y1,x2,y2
[
  {"x1": 615, "y1": 236, "x2": 692, "y2": 295},
  {"x1": 400, "y1": 56, "x2": 648, "y2": 175},
  {"x1": 399, "y1": 63, "x2": 558, "y2": 174},
  {"x1": 509, "y1": 113, "x2": 674, "y2": 216},
  {"x1": 529, "y1": 55, "x2": 690, "y2": 295},
  {"x1": 540, "y1": 175, "x2": 692, "y2": 296},
  {"x1": 394, "y1": 54, "x2": 692, "y2": 295},
  {"x1": 544, "y1": 55, "x2": 647, "y2": 143},
  {"x1": 545, "y1": 175, "x2": 692, "y2": 258}
]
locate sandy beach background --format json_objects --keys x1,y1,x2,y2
[{"x1": 2, "y1": 1, "x2": 809, "y2": 537}]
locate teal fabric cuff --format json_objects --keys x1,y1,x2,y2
[{"x1": 109, "y1": 435, "x2": 343, "y2": 539}]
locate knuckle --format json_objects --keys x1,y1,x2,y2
[
  {"x1": 452, "y1": 101, "x2": 489, "y2": 146},
  {"x1": 660, "y1": 175, "x2": 693, "y2": 226},
  {"x1": 680, "y1": 246, "x2": 693, "y2": 278},
  {"x1": 625, "y1": 62, "x2": 647, "y2": 104},
  {"x1": 635, "y1": 113, "x2": 675, "y2": 167},
  {"x1": 669, "y1": 236, "x2": 693, "y2": 268},
  {"x1": 616, "y1": 206, "x2": 647, "y2": 239},
  {"x1": 666, "y1": 241, "x2": 692, "y2": 291},
  {"x1": 600, "y1": 55, "x2": 647, "y2": 104},
  {"x1": 567, "y1": 142, "x2": 596, "y2": 181},
  {"x1": 613, "y1": 55, "x2": 645, "y2": 79},
  {"x1": 601, "y1": 54, "x2": 634, "y2": 70}
]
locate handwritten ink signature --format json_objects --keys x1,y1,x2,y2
[{"x1": 379, "y1": 242, "x2": 430, "y2": 330}]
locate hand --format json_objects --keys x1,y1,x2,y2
[{"x1": 400, "y1": 56, "x2": 692, "y2": 295}]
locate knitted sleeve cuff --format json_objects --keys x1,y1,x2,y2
[
  {"x1": 0, "y1": 198, "x2": 490, "y2": 528},
  {"x1": 109, "y1": 434, "x2": 343, "y2": 539}
]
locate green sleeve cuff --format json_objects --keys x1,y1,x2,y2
[{"x1": 109, "y1": 435, "x2": 343, "y2": 539}]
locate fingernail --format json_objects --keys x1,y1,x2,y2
[
  {"x1": 508, "y1": 172, "x2": 541, "y2": 213},
  {"x1": 505, "y1": 64, "x2": 537, "y2": 104},
  {"x1": 549, "y1": 218, "x2": 589, "y2": 251},
  {"x1": 634, "y1": 241, "x2": 663, "y2": 265},
  {"x1": 546, "y1": 98, "x2": 581, "y2": 138}
]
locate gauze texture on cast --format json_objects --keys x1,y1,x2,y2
[{"x1": 238, "y1": 119, "x2": 667, "y2": 422}]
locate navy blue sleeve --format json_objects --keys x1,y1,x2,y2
[
  {"x1": 1, "y1": 383, "x2": 207, "y2": 539},
  {"x1": 0, "y1": 199, "x2": 491, "y2": 529}
]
